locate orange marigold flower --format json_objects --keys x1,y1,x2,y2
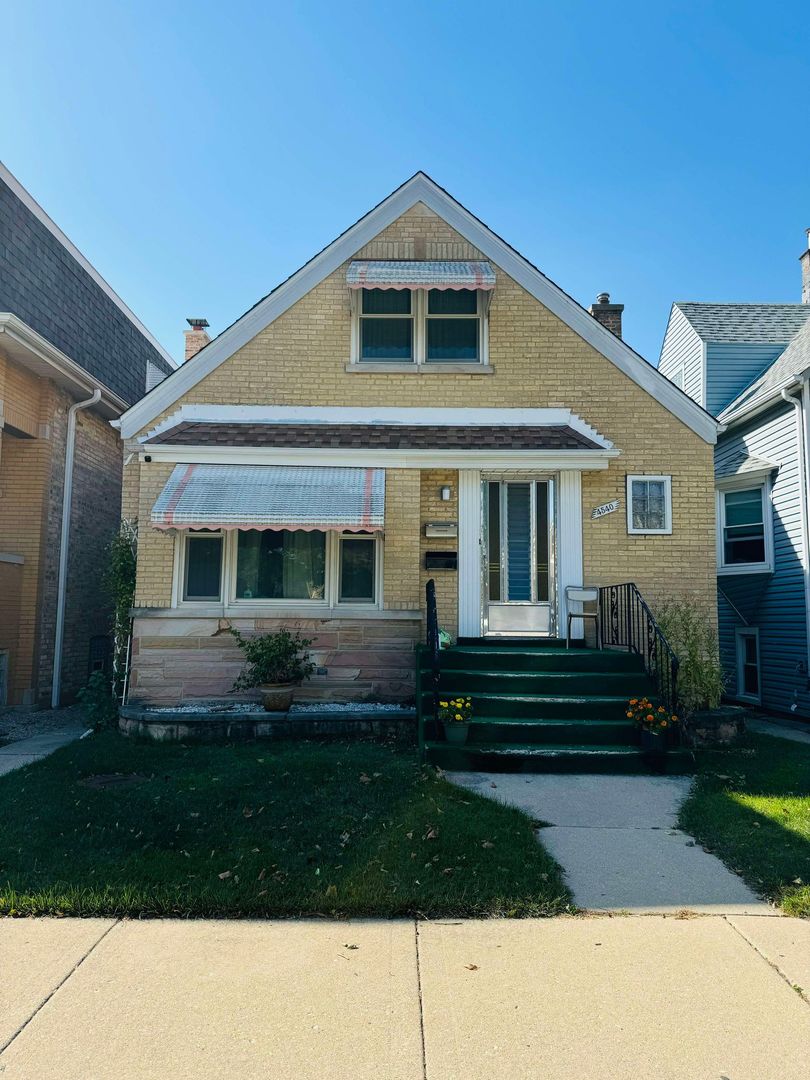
[
  {"x1": 661, "y1": 720, "x2": 668, "y2": 727},
  {"x1": 629, "y1": 699, "x2": 638, "y2": 705},
  {"x1": 672, "y1": 715, "x2": 678, "y2": 722},
  {"x1": 646, "y1": 714, "x2": 654, "y2": 722}
]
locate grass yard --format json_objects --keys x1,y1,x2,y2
[
  {"x1": 679, "y1": 732, "x2": 810, "y2": 916},
  {"x1": 0, "y1": 731, "x2": 571, "y2": 918}
]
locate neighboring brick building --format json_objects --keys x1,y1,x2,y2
[
  {"x1": 0, "y1": 162, "x2": 175, "y2": 705},
  {"x1": 115, "y1": 173, "x2": 718, "y2": 706}
]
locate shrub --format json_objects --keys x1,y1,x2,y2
[
  {"x1": 105, "y1": 520, "x2": 137, "y2": 698},
  {"x1": 229, "y1": 627, "x2": 315, "y2": 691},
  {"x1": 655, "y1": 598, "x2": 724, "y2": 713},
  {"x1": 78, "y1": 670, "x2": 118, "y2": 729}
]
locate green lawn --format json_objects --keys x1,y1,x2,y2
[
  {"x1": 679, "y1": 732, "x2": 810, "y2": 916},
  {"x1": 0, "y1": 731, "x2": 571, "y2": 918}
]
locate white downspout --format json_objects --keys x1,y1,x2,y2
[
  {"x1": 51, "y1": 388, "x2": 101, "y2": 708},
  {"x1": 781, "y1": 382, "x2": 810, "y2": 694}
]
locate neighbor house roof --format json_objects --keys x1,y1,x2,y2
[
  {"x1": 675, "y1": 302, "x2": 810, "y2": 344},
  {"x1": 721, "y1": 318, "x2": 810, "y2": 422},
  {"x1": 115, "y1": 173, "x2": 717, "y2": 444}
]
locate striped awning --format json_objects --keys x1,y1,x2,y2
[
  {"x1": 346, "y1": 260, "x2": 495, "y2": 291},
  {"x1": 150, "y1": 464, "x2": 385, "y2": 531}
]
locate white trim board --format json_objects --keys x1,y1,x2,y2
[
  {"x1": 140, "y1": 404, "x2": 613, "y2": 448},
  {"x1": 115, "y1": 172, "x2": 718, "y2": 443},
  {"x1": 0, "y1": 161, "x2": 175, "y2": 369}
]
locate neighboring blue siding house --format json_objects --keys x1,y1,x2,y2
[{"x1": 659, "y1": 257, "x2": 810, "y2": 716}]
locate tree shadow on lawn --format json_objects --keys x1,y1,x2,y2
[
  {"x1": 0, "y1": 731, "x2": 573, "y2": 919},
  {"x1": 679, "y1": 733, "x2": 810, "y2": 915}
]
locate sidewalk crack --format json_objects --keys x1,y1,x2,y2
[
  {"x1": 414, "y1": 920, "x2": 428, "y2": 1079},
  {"x1": 723, "y1": 915, "x2": 810, "y2": 1008},
  {"x1": 0, "y1": 918, "x2": 122, "y2": 1055}
]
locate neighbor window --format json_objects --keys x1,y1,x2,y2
[
  {"x1": 627, "y1": 475, "x2": 672, "y2": 535},
  {"x1": 735, "y1": 628, "x2": 761, "y2": 702},
  {"x1": 718, "y1": 484, "x2": 771, "y2": 572},
  {"x1": 183, "y1": 531, "x2": 224, "y2": 601},
  {"x1": 236, "y1": 530, "x2": 326, "y2": 600},
  {"x1": 359, "y1": 289, "x2": 413, "y2": 363},
  {"x1": 356, "y1": 288, "x2": 485, "y2": 366}
]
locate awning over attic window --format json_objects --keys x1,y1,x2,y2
[
  {"x1": 150, "y1": 464, "x2": 385, "y2": 531},
  {"x1": 346, "y1": 260, "x2": 495, "y2": 291}
]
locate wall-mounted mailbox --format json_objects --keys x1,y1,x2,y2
[
  {"x1": 424, "y1": 522, "x2": 458, "y2": 538},
  {"x1": 425, "y1": 550, "x2": 458, "y2": 571}
]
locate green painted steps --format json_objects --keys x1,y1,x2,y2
[
  {"x1": 419, "y1": 690, "x2": 646, "y2": 721},
  {"x1": 426, "y1": 743, "x2": 693, "y2": 774},
  {"x1": 423, "y1": 669, "x2": 653, "y2": 697},
  {"x1": 456, "y1": 637, "x2": 584, "y2": 648},
  {"x1": 431, "y1": 647, "x2": 644, "y2": 673},
  {"x1": 463, "y1": 718, "x2": 637, "y2": 746}
]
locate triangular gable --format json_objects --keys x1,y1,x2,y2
[{"x1": 115, "y1": 173, "x2": 717, "y2": 443}]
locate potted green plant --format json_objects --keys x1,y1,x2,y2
[
  {"x1": 626, "y1": 696, "x2": 678, "y2": 772},
  {"x1": 229, "y1": 626, "x2": 314, "y2": 711},
  {"x1": 438, "y1": 696, "x2": 473, "y2": 745}
]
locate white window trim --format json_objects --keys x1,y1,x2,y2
[
  {"x1": 716, "y1": 479, "x2": 773, "y2": 575},
  {"x1": 626, "y1": 475, "x2": 673, "y2": 535},
  {"x1": 735, "y1": 626, "x2": 761, "y2": 704},
  {"x1": 351, "y1": 288, "x2": 489, "y2": 368},
  {"x1": 174, "y1": 530, "x2": 383, "y2": 611}
]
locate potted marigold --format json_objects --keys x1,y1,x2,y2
[
  {"x1": 229, "y1": 626, "x2": 314, "y2": 711},
  {"x1": 626, "y1": 696, "x2": 678, "y2": 771},
  {"x1": 438, "y1": 696, "x2": 473, "y2": 745}
]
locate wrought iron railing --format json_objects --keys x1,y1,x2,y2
[
  {"x1": 598, "y1": 582, "x2": 679, "y2": 715},
  {"x1": 416, "y1": 579, "x2": 442, "y2": 756}
]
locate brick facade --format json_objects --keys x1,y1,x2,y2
[{"x1": 125, "y1": 201, "x2": 716, "y2": 704}]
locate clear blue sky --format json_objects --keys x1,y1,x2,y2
[{"x1": 2, "y1": 1, "x2": 808, "y2": 364}]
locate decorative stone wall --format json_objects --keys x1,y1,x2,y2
[{"x1": 128, "y1": 615, "x2": 422, "y2": 705}]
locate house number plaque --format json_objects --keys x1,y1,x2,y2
[{"x1": 591, "y1": 500, "x2": 619, "y2": 520}]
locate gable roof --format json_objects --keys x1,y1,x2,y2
[
  {"x1": 721, "y1": 317, "x2": 810, "y2": 423},
  {"x1": 115, "y1": 173, "x2": 717, "y2": 443},
  {"x1": 675, "y1": 302, "x2": 810, "y2": 344}
]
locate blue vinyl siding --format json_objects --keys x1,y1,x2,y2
[
  {"x1": 658, "y1": 306, "x2": 704, "y2": 406},
  {"x1": 716, "y1": 403, "x2": 809, "y2": 715},
  {"x1": 706, "y1": 343, "x2": 788, "y2": 417}
]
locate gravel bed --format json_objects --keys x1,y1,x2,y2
[{"x1": 0, "y1": 704, "x2": 89, "y2": 743}]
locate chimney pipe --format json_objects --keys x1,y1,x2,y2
[
  {"x1": 801, "y1": 229, "x2": 810, "y2": 305},
  {"x1": 589, "y1": 292, "x2": 624, "y2": 339},
  {"x1": 184, "y1": 318, "x2": 211, "y2": 361}
]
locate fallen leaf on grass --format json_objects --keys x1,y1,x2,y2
[
  {"x1": 218, "y1": 870, "x2": 232, "y2": 880},
  {"x1": 359, "y1": 773, "x2": 372, "y2": 784},
  {"x1": 481, "y1": 841, "x2": 494, "y2": 849}
]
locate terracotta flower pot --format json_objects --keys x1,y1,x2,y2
[
  {"x1": 258, "y1": 682, "x2": 298, "y2": 712},
  {"x1": 443, "y1": 721, "x2": 470, "y2": 746}
]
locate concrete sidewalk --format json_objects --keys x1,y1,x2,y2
[
  {"x1": 0, "y1": 916, "x2": 808, "y2": 1079},
  {"x1": 0, "y1": 729, "x2": 88, "y2": 777}
]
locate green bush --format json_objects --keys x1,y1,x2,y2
[
  {"x1": 78, "y1": 671, "x2": 118, "y2": 729},
  {"x1": 656, "y1": 597, "x2": 725, "y2": 713},
  {"x1": 105, "y1": 521, "x2": 137, "y2": 698},
  {"x1": 229, "y1": 626, "x2": 315, "y2": 691}
]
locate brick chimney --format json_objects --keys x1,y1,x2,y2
[
  {"x1": 589, "y1": 292, "x2": 624, "y2": 338},
  {"x1": 184, "y1": 318, "x2": 211, "y2": 361},
  {"x1": 801, "y1": 229, "x2": 810, "y2": 304}
]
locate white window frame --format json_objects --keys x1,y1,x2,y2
[
  {"x1": 175, "y1": 530, "x2": 225, "y2": 604},
  {"x1": 175, "y1": 529, "x2": 383, "y2": 611},
  {"x1": 351, "y1": 288, "x2": 489, "y2": 368},
  {"x1": 735, "y1": 626, "x2": 761, "y2": 704},
  {"x1": 716, "y1": 479, "x2": 773, "y2": 575},
  {"x1": 626, "y1": 475, "x2": 672, "y2": 535}
]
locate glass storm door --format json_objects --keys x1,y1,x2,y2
[{"x1": 484, "y1": 479, "x2": 555, "y2": 635}]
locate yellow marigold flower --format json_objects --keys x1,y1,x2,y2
[
  {"x1": 440, "y1": 701, "x2": 448, "y2": 708},
  {"x1": 455, "y1": 713, "x2": 462, "y2": 721},
  {"x1": 626, "y1": 711, "x2": 633, "y2": 718},
  {"x1": 672, "y1": 715, "x2": 678, "y2": 723}
]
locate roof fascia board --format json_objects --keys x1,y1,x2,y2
[
  {"x1": 0, "y1": 313, "x2": 128, "y2": 417},
  {"x1": 0, "y1": 162, "x2": 175, "y2": 369},
  {"x1": 140, "y1": 444, "x2": 619, "y2": 471},
  {"x1": 117, "y1": 172, "x2": 717, "y2": 444}
]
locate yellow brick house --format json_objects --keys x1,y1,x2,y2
[{"x1": 114, "y1": 174, "x2": 718, "y2": 722}]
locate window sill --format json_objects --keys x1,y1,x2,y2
[
  {"x1": 132, "y1": 605, "x2": 421, "y2": 620},
  {"x1": 345, "y1": 362, "x2": 494, "y2": 375},
  {"x1": 718, "y1": 564, "x2": 773, "y2": 576}
]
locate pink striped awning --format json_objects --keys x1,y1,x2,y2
[
  {"x1": 151, "y1": 464, "x2": 385, "y2": 531},
  {"x1": 346, "y1": 260, "x2": 495, "y2": 291}
]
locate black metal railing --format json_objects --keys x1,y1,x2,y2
[{"x1": 598, "y1": 583, "x2": 679, "y2": 715}]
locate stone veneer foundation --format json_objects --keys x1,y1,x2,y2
[{"x1": 128, "y1": 615, "x2": 422, "y2": 706}]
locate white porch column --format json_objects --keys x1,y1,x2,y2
[
  {"x1": 458, "y1": 469, "x2": 482, "y2": 637},
  {"x1": 557, "y1": 470, "x2": 584, "y2": 638}
]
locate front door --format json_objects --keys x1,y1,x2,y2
[{"x1": 483, "y1": 478, "x2": 555, "y2": 635}]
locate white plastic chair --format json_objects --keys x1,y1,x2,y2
[{"x1": 565, "y1": 586, "x2": 600, "y2": 648}]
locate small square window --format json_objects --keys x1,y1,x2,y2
[
  {"x1": 627, "y1": 475, "x2": 672, "y2": 535},
  {"x1": 184, "y1": 533, "x2": 223, "y2": 601}
]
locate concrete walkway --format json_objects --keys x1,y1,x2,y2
[
  {"x1": 0, "y1": 729, "x2": 88, "y2": 777},
  {"x1": 449, "y1": 772, "x2": 771, "y2": 913},
  {"x1": 0, "y1": 916, "x2": 808, "y2": 1079}
]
